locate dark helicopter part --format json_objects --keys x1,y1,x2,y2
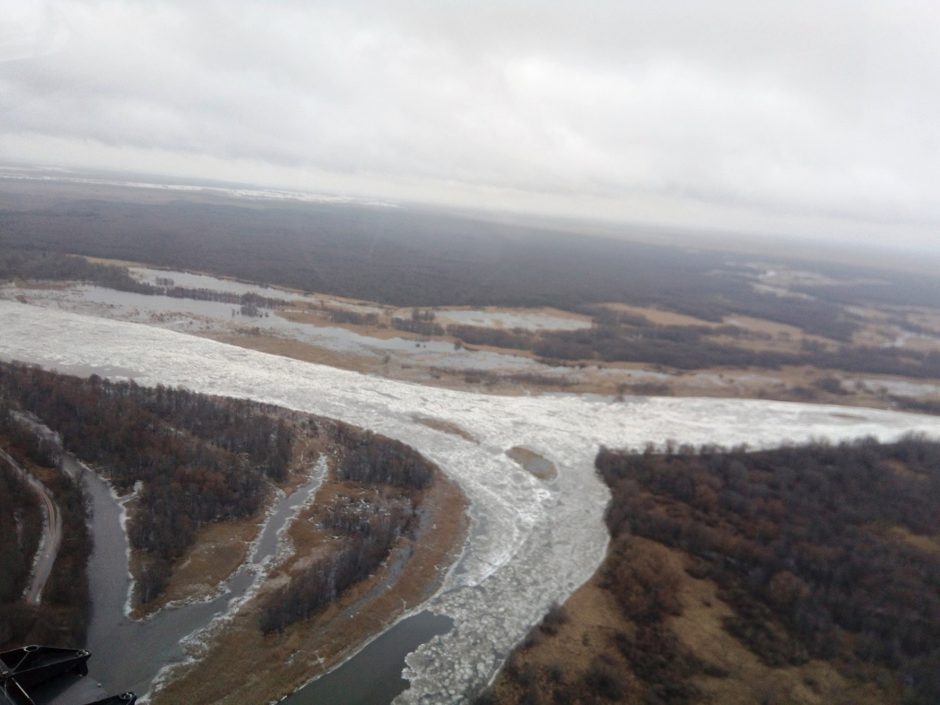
[{"x1": 0, "y1": 646, "x2": 135, "y2": 705}]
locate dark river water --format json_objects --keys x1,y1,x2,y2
[
  {"x1": 75, "y1": 457, "x2": 452, "y2": 703},
  {"x1": 77, "y1": 458, "x2": 324, "y2": 695},
  {"x1": 284, "y1": 611, "x2": 453, "y2": 705}
]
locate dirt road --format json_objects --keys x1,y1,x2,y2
[{"x1": 0, "y1": 447, "x2": 62, "y2": 604}]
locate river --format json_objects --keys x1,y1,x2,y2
[
  {"x1": 72, "y1": 455, "x2": 326, "y2": 697},
  {"x1": 4, "y1": 301, "x2": 940, "y2": 703}
]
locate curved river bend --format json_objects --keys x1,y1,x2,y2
[
  {"x1": 71, "y1": 455, "x2": 326, "y2": 697},
  {"x1": 4, "y1": 301, "x2": 940, "y2": 704}
]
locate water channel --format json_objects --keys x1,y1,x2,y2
[{"x1": 74, "y1": 456, "x2": 327, "y2": 697}]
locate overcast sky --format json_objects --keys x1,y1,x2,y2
[{"x1": 1, "y1": 1, "x2": 939, "y2": 248}]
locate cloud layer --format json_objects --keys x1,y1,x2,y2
[{"x1": 2, "y1": 1, "x2": 939, "y2": 245}]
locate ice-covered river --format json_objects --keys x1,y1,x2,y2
[
  {"x1": 3, "y1": 300, "x2": 940, "y2": 703},
  {"x1": 1, "y1": 283, "x2": 564, "y2": 374}
]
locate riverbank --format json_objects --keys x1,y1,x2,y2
[
  {"x1": 7, "y1": 301, "x2": 940, "y2": 701},
  {"x1": 8, "y1": 270, "x2": 940, "y2": 417},
  {"x1": 149, "y1": 467, "x2": 468, "y2": 705},
  {"x1": 128, "y1": 425, "x2": 332, "y2": 620}
]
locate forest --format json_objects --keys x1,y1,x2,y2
[
  {"x1": 0, "y1": 415, "x2": 91, "y2": 650},
  {"x1": 5, "y1": 185, "x2": 939, "y2": 329},
  {"x1": 333, "y1": 424, "x2": 434, "y2": 489},
  {"x1": 533, "y1": 319, "x2": 940, "y2": 379},
  {"x1": 480, "y1": 437, "x2": 940, "y2": 705},
  {"x1": 0, "y1": 453, "x2": 41, "y2": 645},
  {"x1": 0, "y1": 362, "x2": 296, "y2": 604},
  {"x1": 258, "y1": 421, "x2": 438, "y2": 633},
  {"x1": 444, "y1": 314, "x2": 940, "y2": 380},
  {"x1": 0, "y1": 361, "x2": 446, "y2": 654},
  {"x1": 0, "y1": 248, "x2": 289, "y2": 309},
  {"x1": 0, "y1": 246, "x2": 150, "y2": 292}
]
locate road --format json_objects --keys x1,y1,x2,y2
[{"x1": 0, "y1": 447, "x2": 63, "y2": 604}]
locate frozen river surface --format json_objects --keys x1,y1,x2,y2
[
  {"x1": 3, "y1": 300, "x2": 940, "y2": 703},
  {"x1": 1, "y1": 283, "x2": 563, "y2": 374}
]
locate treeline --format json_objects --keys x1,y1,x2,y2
[
  {"x1": 0, "y1": 434, "x2": 91, "y2": 650},
  {"x1": 535, "y1": 324, "x2": 756, "y2": 368},
  {"x1": 392, "y1": 317, "x2": 445, "y2": 336},
  {"x1": 259, "y1": 491, "x2": 418, "y2": 634},
  {"x1": 595, "y1": 437, "x2": 940, "y2": 704},
  {"x1": 9, "y1": 192, "x2": 927, "y2": 332},
  {"x1": 0, "y1": 248, "x2": 150, "y2": 292},
  {"x1": 0, "y1": 363, "x2": 297, "y2": 604},
  {"x1": 259, "y1": 424, "x2": 435, "y2": 633},
  {"x1": 333, "y1": 424, "x2": 434, "y2": 489},
  {"x1": 440, "y1": 367, "x2": 573, "y2": 389},
  {"x1": 480, "y1": 437, "x2": 940, "y2": 705},
  {"x1": 447, "y1": 324, "x2": 535, "y2": 350},
  {"x1": 0, "y1": 247, "x2": 289, "y2": 311},
  {"x1": 163, "y1": 286, "x2": 287, "y2": 310},
  {"x1": 327, "y1": 308, "x2": 380, "y2": 326}
]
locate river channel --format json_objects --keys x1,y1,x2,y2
[
  {"x1": 6, "y1": 302, "x2": 940, "y2": 703},
  {"x1": 73, "y1": 456, "x2": 326, "y2": 697}
]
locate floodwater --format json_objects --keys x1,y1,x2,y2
[
  {"x1": 129, "y1": 267, "x2": 300, "y2": 300},
  {"x1": 2, "y1": 283, "x2": 558, "y2": 374},
  {"x1": 436, "y1": 308, "x2": 591, "y2": 331},
  {"x1": 5, "y1": 301, "x2": 940, "y2": 703},
  {"x1": 285, "y1": 612, "x2": 454, "y2": 705}
]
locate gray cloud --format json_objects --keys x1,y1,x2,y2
[{"x1": 1, "y1": 1, "x2": 939, "y2": 247}]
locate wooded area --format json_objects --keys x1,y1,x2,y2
[
  {"x1": 5, "y1": 188, "x2": 938, "y2": 327},
  {"x1": 480, "y1": 437, "x2": 940, "y2": 705},
  {"x1": 0, "y1": 362, "x2": 296, "y2": 604},
  {"x1": 0, "y1": 362, "x2": 443, "y2": 635},
  {"x1": 0, "y1": 426, "x2": 91, "y2": 651},
  {"x1": 258, "y1": 420, "x2": 438, "y2": 633}
]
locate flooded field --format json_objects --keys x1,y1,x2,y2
[
  {"x1": 436, "y1": 308, "x2": 591, "y2": 331},
  {"x1": 8, "y1": 270, "x2": 939, "y2": 407},
  {"x1": 4, "y1": 300, "x2": 940, "y2": 703},
  {"x1": 1, "y1": 280, "x2": 561, "y2": 375},
  {"x1": 129, "y1": 267, "x2": 301, "y2": 300}
]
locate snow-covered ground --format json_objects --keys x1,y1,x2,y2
[{"x1": 3, "y1": 299, "x2": 940, "y2": 703}]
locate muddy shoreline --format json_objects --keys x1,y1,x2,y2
[{"x1": 149, "y1": 468, "x2": 469, "y2": 705}]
